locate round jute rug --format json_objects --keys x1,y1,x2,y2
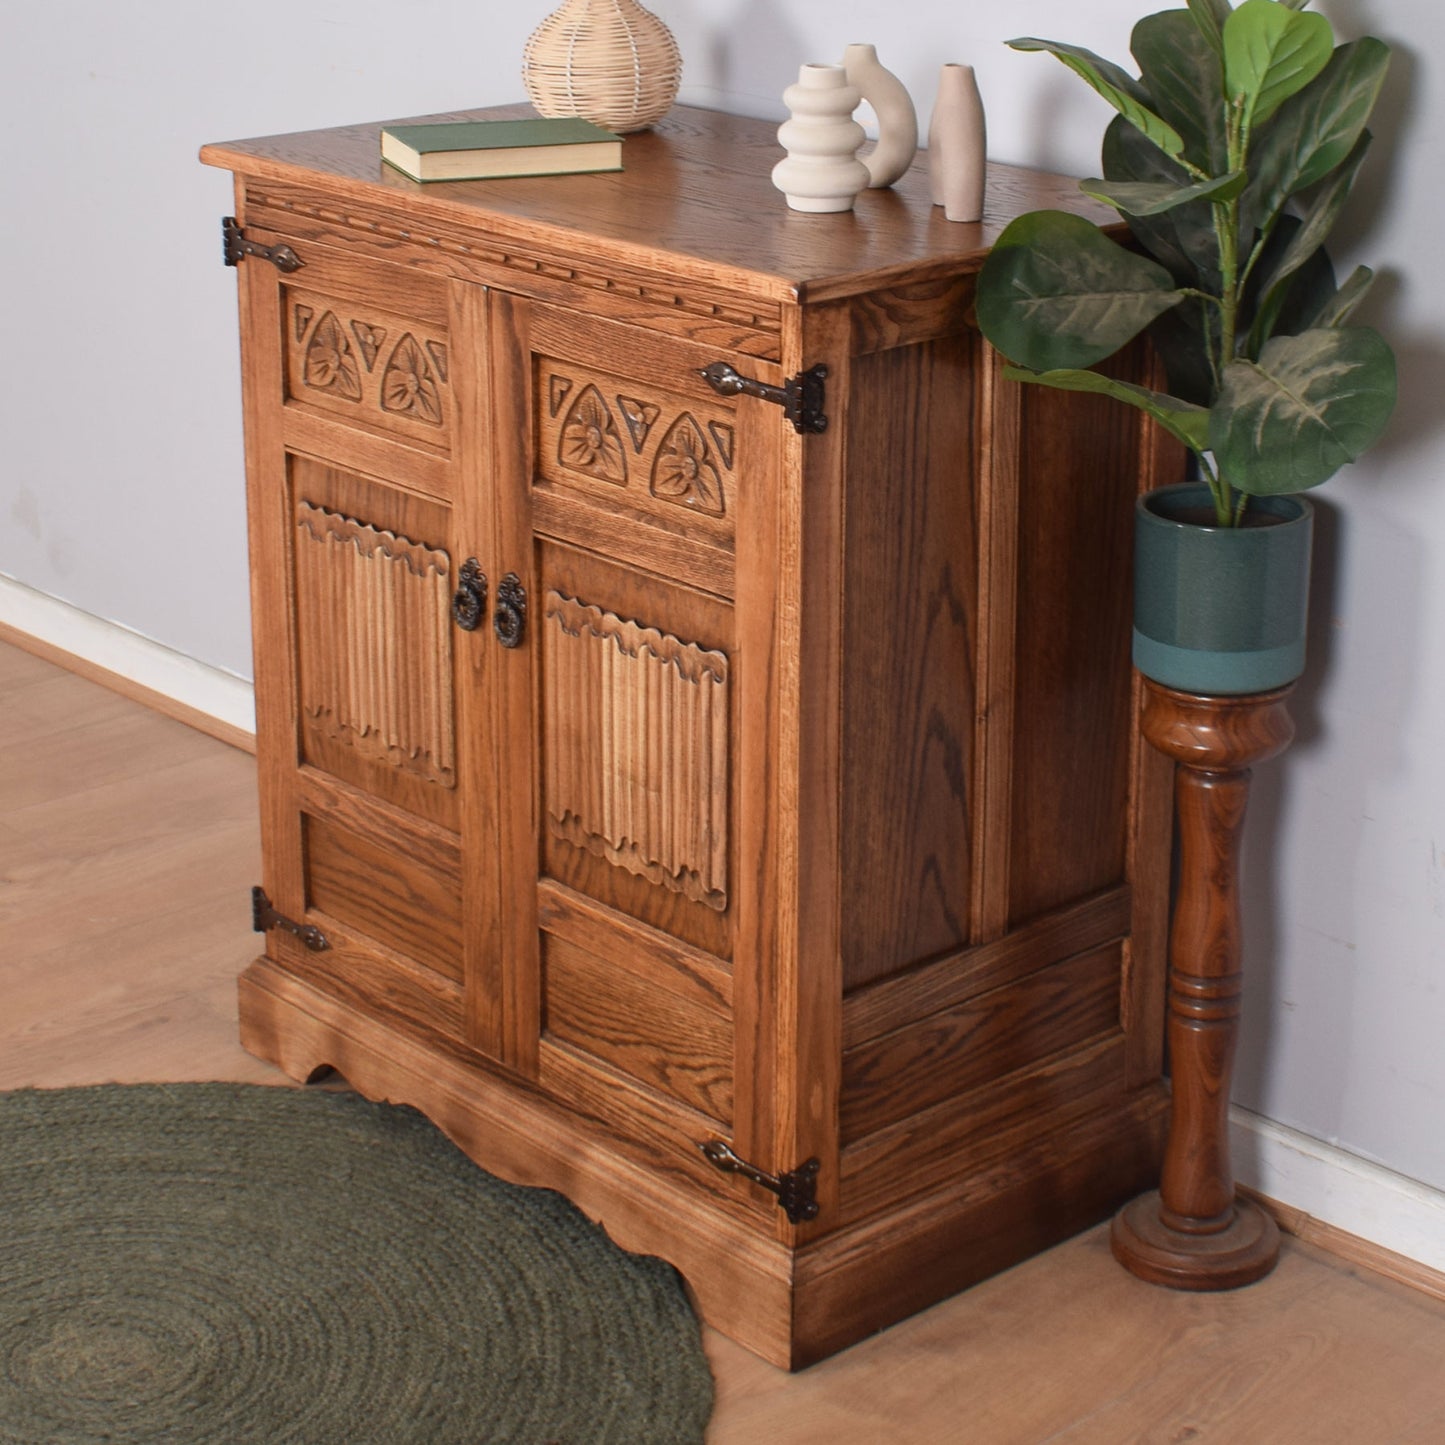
[{"x1": 0, "y1": 1083, "x2": 713, "y2": 1444}]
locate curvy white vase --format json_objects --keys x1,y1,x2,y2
[
  {"x1": 771, "y1": 64, "x2": 870, "y2": 214},
  {"x1": 842, "y1": 43, "x2": 918, "y2": 189},
  {"x1": 928, "y1": 63, "x2": 987, "y2": 222}
]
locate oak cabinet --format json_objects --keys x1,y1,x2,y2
[{"x1": 204, "y1": 106, "x2": 1174, "y2": 1369}]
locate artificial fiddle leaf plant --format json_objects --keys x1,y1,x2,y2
[{"x1": 975, "y1": 0, "x2": 1397, "y2": 524}]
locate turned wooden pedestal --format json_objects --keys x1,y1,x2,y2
[{"x1": 1112, "y1": 681, "x2": 1294, "y2": 1289}]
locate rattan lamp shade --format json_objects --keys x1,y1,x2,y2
[{"x1": 522, "y1": 0, "x2": 682, "y2": 134}]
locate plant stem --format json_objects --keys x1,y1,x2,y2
[{"x1": 1195, "y1": 451, "x2": 1233, "y2": 526}]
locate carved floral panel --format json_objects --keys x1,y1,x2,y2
[
  {"x1": 285, "y1": 286, "x2": 451, "y2": 447},
  {"x1": 536, "y1": 358, "x2": 735, "y2": 522}
]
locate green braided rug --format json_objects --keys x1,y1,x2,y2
[{"x1": 0, "y1": 1084, "x2": 713, "y2": 1444}]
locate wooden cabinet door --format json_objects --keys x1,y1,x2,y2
[
  {"x1": 487, "y1": 294, "x2": 783, "y2": 1194},
  {"x1": 236, "y1": 227, "x2": 508, "y2": 1063}
]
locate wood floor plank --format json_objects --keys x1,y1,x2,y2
[{"x1": 4, "y1": 635, "x2": 1445, "y2": 1443}]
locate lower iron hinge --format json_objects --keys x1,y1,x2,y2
[
  {"x1": 252, "y1": 886, "x2": 329, "y2": 952},
  {"x1": 699, "y1": 1140, "x2": 820, "y2": 1224}
]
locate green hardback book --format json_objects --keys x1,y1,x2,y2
[{"x1": 380, "y1": 117, "x2": 623, "y2": 182}]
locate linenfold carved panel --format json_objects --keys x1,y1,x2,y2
[
  {"x1": 294, "y1": 501, "x2": 456, "y2": 787},
  {"x1": 285, "y1": 287, "x2": 450, "y2": 447},
  {"x1": 536, "y1": 359, "x2": 735, "y2": 523},
  {"x1": 543, "y1": 592, "x2": 728, "y2": 912}
]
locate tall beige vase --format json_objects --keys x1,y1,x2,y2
[
  {"x1": 928, "y1": 63, "x2": 987, "y2": 222},
  {"x1": 522, "y1": 0, "x2": 682, "y2": 134}
]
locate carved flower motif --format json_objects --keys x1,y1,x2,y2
[
  {"x1": 381, "y1": 335, "x2": 443, "y2": 424},
  {"x1": 304, "y1": 312, "x2": 362, "y2": 400},
  {"x1": 560, "y1": 386, "x2": 627, "y2": 484},
  {"x1": 652, "y1": 416, "x2": 723, "y2": 515}
]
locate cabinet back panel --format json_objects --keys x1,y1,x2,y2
[{"x1": 840, "y1": 334, "x2": 978, "y2": 991}]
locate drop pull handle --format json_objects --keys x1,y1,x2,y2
[
  {"x1": 451, "y1": 559, "x2": 488, "y2": 632},
  {"x1": 493, "y1": 573, "x2": 527, "y2": 649}
]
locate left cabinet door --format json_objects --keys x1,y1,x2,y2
[{"x1": 236, "y1": 227, "x2": 512, "y2": 1065}]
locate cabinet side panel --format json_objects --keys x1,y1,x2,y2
[
  {"x1": 840, "y1": 333, "x2": 978, "y2": 991},
  {"x1": 1008, "y1": 352, "x2": 1142, "y2": 925}
]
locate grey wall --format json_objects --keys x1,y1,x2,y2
[{"x1": 4, "y1": 1, "x2": 1442, "y2": 1194}]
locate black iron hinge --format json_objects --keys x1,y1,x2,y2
[
  {"x1": 222, "y1": 216, "x2": 304, "y2": 273},
  {"x1": 699, "y1": 361, "x2": 828, "y2": 435},
  {"x1": 699, "y1": 1140, "x2": 821, "y2": 1224},
  {"x1": 252, "y1": 886, "x2": 329, "y2": 952}
]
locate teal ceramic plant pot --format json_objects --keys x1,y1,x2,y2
[{"x1": 1133, "y1": 483, "x2": 1314, "y2": 696}]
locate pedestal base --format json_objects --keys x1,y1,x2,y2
[{"x1": 1111, "y1": 1191, "x2": 1280, "y2": 1290}]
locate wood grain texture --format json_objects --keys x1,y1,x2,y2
[
  {"x1": 303, "y1": 812, "x2": 463, "y2": 982},
  {"x1": 840, "y1": 943, "x2": 1125, "y2": 1144},
  {"x1": 543, "y1": 931, "x2": 732, "y2": 1122},
  {"x1": 839, "y1": 329, "x2": 977, "y2": 990},
  {"x1": 1006, "y1": 349, "x2": 1145, "y2": 926}
]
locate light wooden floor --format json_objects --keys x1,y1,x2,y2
[{"x1": 5, "y1": 636, "x2": 1445, "y2": 1444}]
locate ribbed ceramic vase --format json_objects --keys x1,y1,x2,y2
[
  {"x1": 928, "y1": 63, "x2": 986, "y2": 222},
  {"x1": 522, "y1": 0, "x2": 682, "y2": 134},
  {"x1": 842, "y1": 43, "x2": 918, "y2": 189},
  {"x1": 771, "y1": 64, "x2": 869, "y2": 214}
]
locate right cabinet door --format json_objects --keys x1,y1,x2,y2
[{"x1": 487, "y1": 294, "x2": 780, "y2": 1197}]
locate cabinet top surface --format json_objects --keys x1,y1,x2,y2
[{"x1": 201, "y1": 104, "x2": 1109, "y2": 302}]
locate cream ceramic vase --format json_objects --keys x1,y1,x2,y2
[
  {"x1": 522, "y1": 0, "x2": 682, "y2": 134},
  {"x1": 841, "y1": 43, "x2": 918, "y2": 189},
  {"x1": 774, "y1": 65, "x2": 861, "y2": 213},
  {"x1": 771, "y1": 63, "x2": 870, "y2": 214},
  {"x1": 928, "y1": 63, "x2": 987, "y2": 222}
]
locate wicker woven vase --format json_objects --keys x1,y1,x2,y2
[{"x1": 523, "y1": 0, "x2": 682, "y2": 134}]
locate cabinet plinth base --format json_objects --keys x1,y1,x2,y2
[
  {"x1": 1110, "y1": 1190, "x2": 1280, "y2": 1290},
  {"x1": 240, "y1": 955, "x2": 1169, "y2": 1368}
]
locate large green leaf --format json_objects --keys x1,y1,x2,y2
[
  {"x1": 1210, "y1": 326, "x2": 1397, "y2": 493},
  {"x1": 1002, "y1": 365, "x2": 1211, "y2": 451},
  {"x1": 1223, "y1": 0, "x2": 1333, "y2": 130},
  {"x1": 1008, "y1": 37, "x2": 1188, "y2": 161},
  {"x1": 1081, "y1": 170, "x2": 1245, "y2": 216},
  {"x1": 1186, "y1": 0, "x2": 1233, "y2": 59},
  {"x1": 976, "y1": 211, "x2": 1184, "y2": 372},
  {"x1": 1102, "y1": 115, "x2": 1221, "y2": 288},
  {"x1": 1301, "y1": 265, "x2": 1376, "y2": 329},
  {"x1": 1250, "y1": 132, "x2": 1369, "y2": 337},
  {"x1": 1133, "y1": 10, "x2": 1229, "y2": 172},
  {"x1": 1244, "y1": 39, "x2": 1390, "y2": 235},
  {"x1": 1243, "y1": 225, "x2": 1338, "y2": 354}
]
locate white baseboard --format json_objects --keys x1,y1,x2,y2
[
  {"x1": 0, "y1": 575, "x2": 255, "y2": 737},
  {"x1": 1231, "y1": 1106, "x2": 1445, "y2": 1275}
]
